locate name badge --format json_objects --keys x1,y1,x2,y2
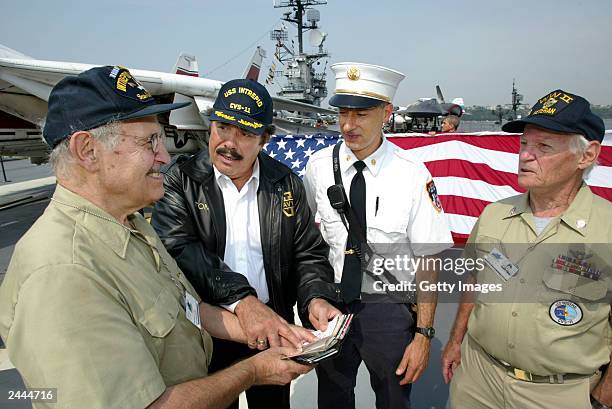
[
  {"x1": 484, "y1": 248, "x2": 519, "y2": 281},
  {"x1": 184, "y1": 291, "x2": 201, "y2": 329}
]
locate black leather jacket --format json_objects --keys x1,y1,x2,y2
[{"x1": 152, "y1": 150, "x2": 338, "y2": 323}]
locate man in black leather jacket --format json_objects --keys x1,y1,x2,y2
[{"x1": 152, "y1": 79, "x2": 340, "y2": 409}]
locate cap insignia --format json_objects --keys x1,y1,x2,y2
[
  {"x1": 347, "y1": 66, "x2": 360, "y2": 81},
  {"x1": 542, "y1": 97, "x2": 558, "y2": 109},
  {"x1": 113, "y1": 67, "x2": 152, "y2": 101}
]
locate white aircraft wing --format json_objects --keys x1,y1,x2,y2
[{"x1": 0, "y1": 44, "x2": 337, "y2": 160}]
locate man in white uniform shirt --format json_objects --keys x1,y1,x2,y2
[
  {"x1": 153, "y1": 79, "x2": 341, "y2": 409},
  {"x1": 304, "y1": 63, "x2": 453, "y2": 409}
]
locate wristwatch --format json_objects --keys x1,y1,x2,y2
[{"x1": 415, "y1": 327, "x2": 435, "y2": 339}]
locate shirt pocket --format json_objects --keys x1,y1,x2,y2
[
  {"x1": 541, "y1": 267, "x2": 607, "y2": 302},
  {"x1": 368, "y1": 216, "x2": 409, "y2": 244},
  {"x1": 139, "y1": 288, "x2": 180, "y2": 338}
]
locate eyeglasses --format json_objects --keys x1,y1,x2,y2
[{"x1": 118, "y1": 130, "x2": 165, "y2": 154}]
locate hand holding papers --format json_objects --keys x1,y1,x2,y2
[{"x1": 285, "y1": 314, "x2": 354, "y2": 364}]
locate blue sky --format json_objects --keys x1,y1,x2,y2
[{"x1": 2, "y1": 0, "x2": 611, "y2": 107}]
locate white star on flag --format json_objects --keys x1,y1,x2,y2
[
  {"x1": 284, "y1": 148, "x2": 295, "y2": 160},
  {"x1": 276, "y1": 139, "x2": 288, "y2": 150},
  {"x1": 291, "y1": 158, "x2": 302, "y2": 169}
]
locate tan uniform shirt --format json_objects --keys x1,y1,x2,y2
[
  {"x1": 0, "y1": 185, "x2": 213, "y2": 409},
  {"x1": 465, "y1": 183, "x2": 611, "y2": 376}
]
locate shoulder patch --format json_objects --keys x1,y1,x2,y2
[{"x1": 426, "y1": 180, "x2": 442, "y2": 212}]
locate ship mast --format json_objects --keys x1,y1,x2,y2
[
  {"x1": 271, "y1": 0, "x2": 329, "y2": 106},
  {"x1": 511, "y1": 79, "x2": 524, "y2": 120}
]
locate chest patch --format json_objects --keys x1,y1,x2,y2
[
  {"x1": 283, "y1": 191, "x2": 295, "y2": 217},
  {"x1": 549, "y1": 300, "x2": 582, "y2": 326}
]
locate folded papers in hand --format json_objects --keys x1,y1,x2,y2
[{"x1": 286, "y1": 314, "x2": 354, "y2": 364}]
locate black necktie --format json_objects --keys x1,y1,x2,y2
[{"x1": 341, "y1": 160, "x2": 366, "y2": 303}]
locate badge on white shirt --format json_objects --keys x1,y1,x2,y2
[
  {"x1": 184, "y1": 291, "x2": 201, "y2": 329},
  {"x1": 484, "y1": 248, "x2": 519, "y2": 281}
]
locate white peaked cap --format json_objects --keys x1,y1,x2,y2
[{"x1": 330, "y1": 62, "x2": 405, "y2": 108}]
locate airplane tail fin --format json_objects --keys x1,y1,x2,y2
[
  {"x1": 436, "y1": 85, "x2": 446, "y2": 103},
  {"x1": 173, "y1": 53, "x2": 199, "y2": 77},
  {"x1": 243, "y1": 46, "x2": 266, "y2": 81},
  {"x1": 0, "y1": 44, "x2": 32, "y2": 59}
]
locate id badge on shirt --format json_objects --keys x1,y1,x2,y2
[
  {"x1": 184, "y1": 291, "x2": 201, "y2": 329},
  {"x1": 484, "y1": 248, "x2": 519, "y2": 281}
]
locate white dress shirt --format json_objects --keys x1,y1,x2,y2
[
  {"x1": 304, "y1": 136, "x2": 454, "y2": 282},
  {"x1": 214, "y1": 160, "x2": 269, "y2": 311}
]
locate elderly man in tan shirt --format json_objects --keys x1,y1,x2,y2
[{"x1": 442, "y1": 89, "x2": 611, "y2": 409}]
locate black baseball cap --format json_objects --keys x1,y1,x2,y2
[
  {"x1": 502, "y1": 89, "x2": 604, "y2": 142},
  {"x1": 210, "y1": 79, "x2": 273, "y2": 136},
  {"x1": 43, "y1": 65, "x2": 190, "y2": 147}
]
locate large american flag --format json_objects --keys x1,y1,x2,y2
[{"x1": 264, "y1": 132, "x2": 612, "y2": 244}]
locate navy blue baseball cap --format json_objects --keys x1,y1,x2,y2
[
  {"x1": 210, "y1": 79, "x2": 273, "y2": 135},
  {"x1": 502, "y1": 89, "x2": 604, "y2": 143},
  {"x1": 43, "y1": 65, "x2": 190, "y2": 147}
]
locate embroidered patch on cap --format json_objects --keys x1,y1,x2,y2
[
  {"x1": 529, "y1": 90, "x2": 575, "y2": 117},
  {"x1": 549, "y1": 300, "x2": 582, "y2": 326},
  {"x1": 110, "y1": 66, "x2": 153, "y2": 102},
  {"x1": 426, "y1": 180, "x2": 442, "y2": 213}
]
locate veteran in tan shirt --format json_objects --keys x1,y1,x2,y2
[
  {"x1": 0, "y1": 66, "x2": 311, "y2": 409},
  {"x1": 442, "y1": 90, "x2": 611, "y2": 409}
]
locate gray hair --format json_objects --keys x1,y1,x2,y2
[
  {"x1": 568, "y1": 133, "x2": 598, "y2": 178},
  {"x1": 49, "y1": 122, "x2": 122, "y2": 178}
]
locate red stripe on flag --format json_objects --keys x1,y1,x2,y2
[
  {"x1": 451, "y1": 232, "x2": 470, "y2": 245},
  {"x1": 439, "y1": 195, "x2": 492, "y2": 218},
  {"x1": 389, "y1": 135, "x2": 521, "y2": 154},
  {"x1": 599, "y1": 145, "x2": 612, "y2": 167},
  {"x1": 590, "y1": 186, "x2": 612, "y2": 202},
  {"x1": 424, "y1": 159, "x2": 525, "y2": 191}
]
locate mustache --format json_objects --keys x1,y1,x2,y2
[{"x1": 216, "y1": 146, "x2": 244, "y2": 161}]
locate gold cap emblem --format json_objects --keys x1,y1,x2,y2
[
  {"x1": 347, "y1": 66, "x2": 360, "y2": 81},
  {"x1": 542, "y1": 97, "x2": 557, "y2": 109}
]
